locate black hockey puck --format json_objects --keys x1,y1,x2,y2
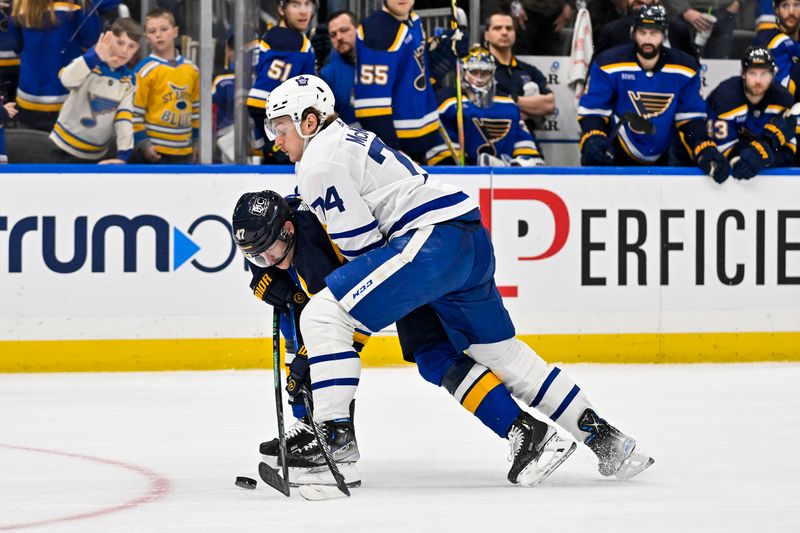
[{"x1": 235, "y1": 476, "x2": 257, "y2": 489}]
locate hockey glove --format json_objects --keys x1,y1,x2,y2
[
  {"x1": 285, "y1": 350, "x2": 310, "y2": 401},
  {"x1": 478, "y1": 153, "x2": 510, "y2": 167},
  {"x1": 580, "y1": 131, "x2": 614, "y2": 166},
  {"x1": 732, "y1": 141, "x2": 772, "y2": 180},
  {"x1": 694, "y1": 142, "x2": 731, "y2": 184},
  {"x1": 249, "y1": 267, "x2": 308, "y2": 313},
  {"x1": 762, "y1": 115, "x2": 794, "y2": 151},
  {"x1": 510, "y1": 155, "x2": 546, "y2": 167}
]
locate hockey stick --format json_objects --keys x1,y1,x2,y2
[
  {"x1": 438, "y1": 121, "x2": 461, "y2": 164},
  {"x1": 286, "y1": 304, "x2": 351, "y2": 500},
  {"x1": 606, "y1": 111, "x2": 655, "y2": 158},
  {"x1": 450, "y1": 0, "x2": 466, "y2": 166},
  {"x1": 257, "y1": 308, "x2": 291, "y2": 497}
]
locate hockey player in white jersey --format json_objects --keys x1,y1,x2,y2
[{"x1": 264, "y1": 74, "x2": 655, "y2": 486}]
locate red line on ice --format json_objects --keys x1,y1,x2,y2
[{"x1": 0, "y1": 443, "x2": 171, "y2": 531}]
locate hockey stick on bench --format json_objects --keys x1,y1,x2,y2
[
  {"x1": 286, "y1": 304, "x2": 350, "y2": 501},
  {"x1": 606, "y1": 111, "x2": 655, "y2": 158},
  {"x1": 257, "y1": 308, "x2": 291, "y2": 497}
]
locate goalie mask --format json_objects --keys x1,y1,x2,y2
[
  {"x1": 461, "y1": 45, "x2": 496, "y2": 109},
  {"x1": 232, "y1": 190, "x2": 295, "y2": 268}
]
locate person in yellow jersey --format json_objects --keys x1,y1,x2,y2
[{"x1": 132, "y1": 7, "x2": 199, "y2": 164}]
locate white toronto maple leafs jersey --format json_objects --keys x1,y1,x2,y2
[{"x1": 295, "y1": 119, "x2": 477, "y2": 260}]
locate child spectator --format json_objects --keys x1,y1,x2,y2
[
  {"x1": 132, "y1": 7, "x2": 199, "y2": 164},
  {"x1": 48, "y1": 18, "x2": 140, "y2": 163},
  {"x1": 10, "y1": 0, "x2": 100, "y2": 131},
  {"x1": 0, "y1": 94, "x2": 18, "y2": 163}
]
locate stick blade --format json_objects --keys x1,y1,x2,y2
[
  {"x1": 297, "y1": 484, "x2": 351, "y2": 501},
  {"x1": 258, "y1": 461, "x2": 291, "y2": 497}
]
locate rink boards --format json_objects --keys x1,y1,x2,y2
[{"x1": 1, "y1": 165, "x2": 799, "y2": 371}]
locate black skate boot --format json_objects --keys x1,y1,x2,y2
[
  {"x1": 294, "y1": 418, "x2": 361, "y2": 488},
  {"x1": 259, "y1": 416, "x2": 316, "y2": 465},
  {"x1": 579, "y1": 408, "x2": 654, "y2": 480},
  {"x1": 506, "y1": 412, "x2": 576, "y2": 486}
]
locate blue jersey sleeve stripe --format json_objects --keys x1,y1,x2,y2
[
  {"x1": 328, "y1": 219, "x2": 379, "y2": 239},
  {"x1": 339, "y1": 237, "x2": 386, "y2": 257},
  {"x1": 309, "y1": 351, "x2": 361, "y2": 365},
  {"x1": 387, "y1": 192, "x2": 470, "y2": 237}
]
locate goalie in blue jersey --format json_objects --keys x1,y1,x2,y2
[
  {"x1": 578, "y1": 5, "x2": 730, "y2": 182},
  {"x1": 436, "y1": 45, "x2": 544, "y2": 167}
]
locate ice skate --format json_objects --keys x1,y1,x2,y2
[
  {"x1": 294, "y1": 418, "x2": 362, "y2": 488},
  {"x1": 260, "y1": 416, "x2": 316, "y2": 463},
  {"x1": 506, "y1": 412, "x2": 576, "y2": 487},
  {"x1": 579, "y1": 408, "x2": 654, "y2": 480}
]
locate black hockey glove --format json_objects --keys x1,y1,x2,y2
[
  {"x1": 249, "y1": 266, "x2": 308, "y2": 313},
  {"x1": 580, "y1": 131, "x2": 614, "y2": 166},
  {"x1": 762, "y1": 115, "x2": 794, "y2": 151},
  {"x1": 732, "y1": 141, "x2": 772, "y2": 180},
  {"x1": 285, "y1": 351, "x2": 310, "y2": 401},
  {"x1": 694, "y1": 142, "x2": 731, "y2": 184}
]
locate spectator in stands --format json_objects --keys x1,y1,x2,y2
[
  {"x1": 247, "y1": 0, "x2": 316, "y2": 164},
  {"x1": 132, "y1": 7, "x2": 199, "y2": 164},
  {"x1": 664, "y1": 0, "x2": 739, "y2": 58},
  {"x1": 0, "y1": 93, "x2": 17, "y2": 163},
  {"x1": 212, "y1": 34, "x2": 235, "y2": 163},
  {"x1": 483, "y1": 11, "x2": 555, "y2": 136},
  {"x1": 753, "y1": 0, "x2": 800, "y2": 88},
  {"x1": 49, "y1": 18, "x2": 140, "y2": 164},
  {"x1": 509, "y1": 0, "x2": 574, "y2": 56},
  {"x1": 10, "y1": 0, "x2": 101, "y2": 132},
  {"x1": 437, "y1": 45, "x2": 544, "y2": 166},
  {"x1": 354, "y1": 0, "x2": 465, "y2": 165},
  {"x1": 596, "y1": 0, "x2": 696, "y2": 58},
  {"x1": 578, "y1": 6, "x2": 730, "y2": 182},
  {"x1": 320, "y1": 9, "x2": 357, "y2": 126},
  {"x1": 0, "y1": 2, "x2": 20, "y2": 106},
  {"x1": 706, "y1": 47, "x2": 796, "y2": 180}
]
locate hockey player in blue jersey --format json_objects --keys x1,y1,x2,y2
[
  {"x1": 752, "y1": 0, "x2": 800, "y2": 89},
  {"x1": 706, "y1": 47, "x2": 796, "y2": 181},
  {"x1": 437, "y1": 45, "x2": 544, "y2": 167},
  {"x1": 353, "y1": 0, "x2": 465, "y2": 165},
  {"x1": 247, "y1": 0, "x2": 316, "y2": 163},
  {"x1": 262, "y1": 73, "x2": 655, "y2": 487},
  {"x1": 578, "y1": 5, "x2": 730, "y2": 183},
  {"x1": 232, "y1": 191, "x2": 575, "y2": 488}
]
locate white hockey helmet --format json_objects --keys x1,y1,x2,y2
[{"x1": 265, "y1": 74, "x2": 336, "y2": 140}]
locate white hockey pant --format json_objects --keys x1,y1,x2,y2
[
  {"x1": 467, "y1": 338, "x2": 593, "y2": 442},
  {"x1": 299, "y1": 287, "x2": 361, "y2": 423}
]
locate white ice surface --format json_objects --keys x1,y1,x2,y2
[{"x1": 1, "y1": 364, "x2": 798, "y2": 532}]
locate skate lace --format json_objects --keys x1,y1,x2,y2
[
  {"x1": 286, "y1": 419, "x2": 312, "y2": 439},
  {"x1": 507, "y1": 425, "x2": 524, "y2": 462}
]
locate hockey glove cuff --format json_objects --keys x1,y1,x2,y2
[
  {"x1": 763, "y1": 115, "x2": 794, "y2": 151},
  {"x1": 580, "y1": 130, "x2": 614, "y2": 166},
  {"x1": 694, "y1": 142, "x2": 731, "y2": 184},
  {"x1": 732, "y1": 141, "x2": 771, "y2": 180}
]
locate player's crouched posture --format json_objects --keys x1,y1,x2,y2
[
  {"x1": 232, "y1": 191, "x2": 576, "y2": 487},
  {"x1": 260, "y1": 73, "x2": 655, "y2": 486}
]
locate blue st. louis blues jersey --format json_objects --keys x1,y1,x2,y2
[
  {"x1": 436, "y1": 89, "x2": 541, "y2": 165},
  {"x1": 354, "y1": 10, "x2": 442, "y2": 162},
  {"x1": 579, "y1": 44, "x2": 707, "y2": 162},
  {"x1": 707, "y1": 76, "x2": 796, "y2": 164},
  {"x1": 752, "y1": 23, "x2": 800, "y2": 88},
  {"x1": 247, "y1": 26, "x2": 315, "y2": 151}
]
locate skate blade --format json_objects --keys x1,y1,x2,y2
[
  {"x1": 613, "y1": 446, "x2": 654, "y2": 480},
  {"x1": 517, "y1": 439, "x2": 577, "y2": 487},
  {"x1": 296, "y1": 463, "x2": 361, "y2": 488},
  {"x1": 297, "y1": 484, "x2": 351, "y2": 501}
]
